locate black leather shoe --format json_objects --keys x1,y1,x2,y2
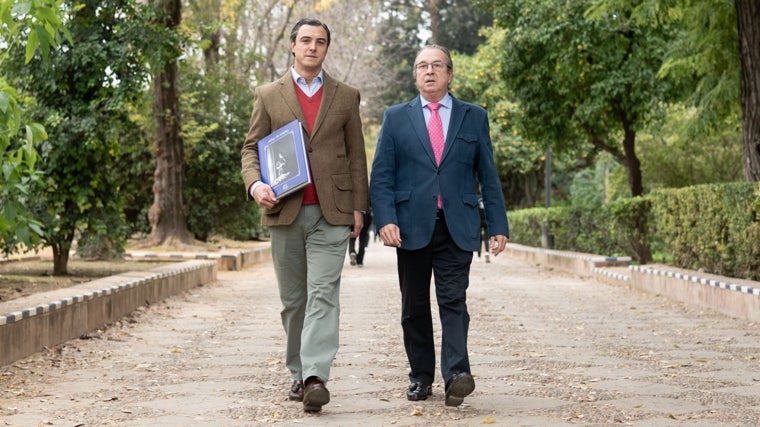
[
  {"x1": 289, "y1": 380, "x2": 304, "y2": 401},
  {"x1": 303, "y1": 376, "x2": 330, "y2": 412},
  {"x1": 445, "y1": 372, "x2": 475, "y2": 407},
  {"x1": 406, "y1": 382, "x2": 433, "y2": 401}
]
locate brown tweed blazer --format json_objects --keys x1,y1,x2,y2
[{"x1": 241, "y1": 71, "x2": 369, "y2": 227}]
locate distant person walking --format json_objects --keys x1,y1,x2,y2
[
  {"x1": 348, "y1": 209, "x2": 373, "y2": 267},
  {"x1": 476, "y1": 197, "x2": 490, "y2": 263}
]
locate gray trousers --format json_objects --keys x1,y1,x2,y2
[{"x1": 269, "y1": 205, "x2": 349, "y2": 382}]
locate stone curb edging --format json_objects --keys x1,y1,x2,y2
[
  {"x1": 1, "y1": 244, "x2": 273, "y2": 367},
  {"x1": 631, "y1": 265, "x2": 760, "y2": 296},
  {"x1": 0, "y1": 260, "x2": 218, "y2": 367},
  {"x1": 504, "y1": 242, "x2": 632, "y2": 273},
  {"x1": 123, "y1": 245, "x2": 272, "y2": 271},
  {"x1": 506, "y1": 243, "x2": 760, "y2": 322},
  {"x1": 0, "y1": 261, "x2": 210, "y2": 327},
  {"x1": 592, "y1": 266, "x2": 631, "y2": 283}
]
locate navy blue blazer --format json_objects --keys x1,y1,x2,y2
[{"x1": 370, "y1": 94, "x2": 509, "y2": 251}]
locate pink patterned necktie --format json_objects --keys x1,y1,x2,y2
[
  {"x1": 427, "y1": 102, "x2": 444, "y2": 165},
  {"x1": 427, "y1": 102, "x2": 444, "y2": 208}
]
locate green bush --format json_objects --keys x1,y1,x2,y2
[
  {"x1": 651, "y1": 183, "x2": 760, "y2": 280},
  {"x1": 508, "y1": 182, "x2": 760, "y2": 279}
]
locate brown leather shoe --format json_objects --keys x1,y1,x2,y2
[
  {"x1": 302, "y1": 376, "x2": 330, "y2": 412},
  {"x1": 289, "y1": 380, "x2": 304, "y2": 401}
]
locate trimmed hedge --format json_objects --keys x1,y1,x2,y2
[
  {"x1": 508, "y1": 182, "x2": 760, "y2": 280},
  {"x1": 651, "y1": 183, "x2": 760, "y2": 280}
]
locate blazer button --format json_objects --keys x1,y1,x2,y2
[{"x1": 308, "y1": 147, "x2": 313, "y2": 152}]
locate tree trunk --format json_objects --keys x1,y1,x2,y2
[
  {"x1": 52, "y1": 242, "x2": 71, "y2": 276},
  {"x1": 147, "y1": 0, "x2": 194, "y2": 246},
  {"x1": 621, "y1": 125, "x2": 643, "y2": 197},
  {"x1": 428, "y1": 0, "x2": 440, "y2": 44},
  {"x1": 621, "y1": 121, "x2": 652, "y2": 263},
  {"x1": 736, "y1": 0, "x2": 760, "y2": 181}
]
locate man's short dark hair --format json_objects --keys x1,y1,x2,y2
[{"x1": 289, "y1": 18, "x2": 331, "y2": 47}]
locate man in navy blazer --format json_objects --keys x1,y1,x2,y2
[{"x1": 370, "y1": 45, "x2": 509, "y2": 407}]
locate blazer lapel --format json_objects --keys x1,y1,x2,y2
[
  {"x1": 311, "y1": 72, "x2": 337, "y2": 139},
  {"x1": 440, "y1": 96, "x2": 468, "y2": 164},
  {"x1": 277, "y1": 75, "x2": 306, "y2": 125},
  {"x1": 406, "y1": 98, "x2": 437, "y2": 165}
]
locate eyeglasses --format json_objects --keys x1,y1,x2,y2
[{"x1": 415, "y1": 61, "x2": 447, "y2": 72}]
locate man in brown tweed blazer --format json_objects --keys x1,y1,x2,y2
[{"x1": 240, "y1": 18, "x2": 368, "y2": 413}]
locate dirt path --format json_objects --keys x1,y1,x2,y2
[{"x1": 2, "y1": 244, "x2": 760, "y2": 426}]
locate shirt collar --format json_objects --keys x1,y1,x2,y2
[
  {"x1": 290, "y1": 66, "x2": 324, "y2": 86},
  {"x1": 421, "y1": 93, "x2": 452, "y2": 110}
]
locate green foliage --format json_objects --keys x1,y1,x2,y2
[
  {"x1": 568, "y1": 153, "x2": 628, "y2": 207},
  {"x1": 451, "y1": 26, "x2": 606, "y2": 208},
  {"x1": 482, "y1": 0, "x2": 679, "y2": 199},
  {"x1": 508, "y1": 205, "x2": 622, "y2": 257},
  {"x1": 370, "y1": 0, "x2": 423, "y2": 122},
  {"x1": 179, "y1": 36, "x2": 261, "y2": 241},
  {"x1": 647, "y1": 0, "x2": 740, "y2": 133},
  {"x1": 0, "y1": 0, "x2": 73, "y2": 255},
  {"x1": 489, "y1": 0, "x2": 674, "y2": 147},
  {"x1": 506, "y1": 207, "x2": 549, "y2": 246},
  {"x1": 607, "y1": 196, "x2": 653, "y2": 263},
  {"x1": 512, "y1": 183, "x2": 760, "y2": 278},
  {"x1": 0, "y1": 0, "x2": 74, "y2": 64},
  {"x1": 0, "y1": 85, "x2": 45, "y2": 254},
  {"x1": 450, "y1": 28, "x2": 545, "y2": 208},
  {"x1": 651, "y1": 183, "x2": 760, "y2": 279},
  {"x1": 3, "y1": 0, "x2": 155, "y2": 269},
  {"x1": 436, "y1": 0, "x2": 493, "y2": 55},
  {"x1": 638, "y1": 104, "x2": 743, "y2": 188}
]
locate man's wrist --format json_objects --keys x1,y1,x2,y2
[{"x1": 250, "y1": 181, "x2": 264, "y2": 198}]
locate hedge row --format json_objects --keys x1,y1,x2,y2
[{"x1": 507, "y1": 182, "x2": 760, "y2": 280}]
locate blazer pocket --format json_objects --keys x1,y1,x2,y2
[
  {"x1": 332, "y1": 173, "x2": 354, "y2": 213},
  {"x1": 463, "y1": 193, "x2": 479, "y2": 207},
  {"x1": 394, "y1": 190, "x2": 411, "y2": 204},
  {"x1": 456, "y1": 133, "x2": 478, "y2": 144},
  {"x1": 455, "y1": 133, "x2": 478, "y2": 165}
]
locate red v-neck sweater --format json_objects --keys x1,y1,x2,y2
[{"x1": 295, "y1": 81, "x2": 323, "y2": 205}]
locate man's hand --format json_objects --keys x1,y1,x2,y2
[
  {"x1": 253, "y1": 184, "x2": 278, "y2": 209},
  {"x1": 379, "y1": 224, "x2": 402, "y2": 247},
  {"x1": 489, "y1": 235, "x2": 509, "y2": 257},
  {"x1": 350, "y1": 210, "x2": 364, "y2": 239}
]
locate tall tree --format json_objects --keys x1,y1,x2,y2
[
  {"x1": 487, "y1": 0, "x2": 676, "y2": 199},
  {"x1": 180, "y1": 0, "x2": 263, "y2": 240},
  {"x1": 368, "y1": 0, "x2": 495, "y2": 122},
  {"x1": 5, "y1": 0, "x2": 152, "y2": 273},
  {"x1": 437, "y1": 0, "x2": 492, "y2": 55},
  {"x1": 735, "y1": 0, "x2": 760, "y2": 180},
  {"x1": 451, "y1": 27, "x2": 582, "y2": 209},
  {"x1": 369, "y1": 0, "x2": 424, "y2": 121},
  {"x1": 147, "y1": 0, "x2": 194, "y2": 246},
  {"x1": 427, "y1": 0, "x2": 440, "y2": 42},
  {"x1": 630, "y1": 0, "x2": 757, "y2": 180}
]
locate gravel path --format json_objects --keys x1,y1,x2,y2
[{"x1": 2, "y1": 243, "x2": 760, "y2": 426}]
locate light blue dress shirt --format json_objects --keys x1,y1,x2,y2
[
  {"x1": 421, "y1": 93, "x2": 452, "y2": 142},
  {"x1": 290, "y1": 66, "x2": 324, "y2": 97}
]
